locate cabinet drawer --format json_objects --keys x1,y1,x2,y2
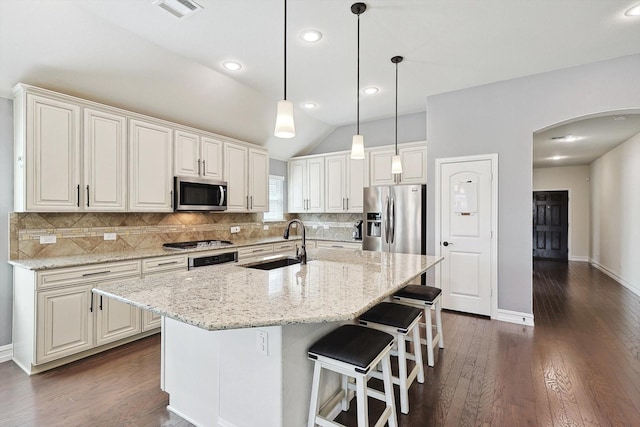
[
  {"x1": 237, "y1": 244, "x2": 273, "y2": 259},
  {"x1": 273, "y1": 241, "x2": 296, "y2": 254},
  {"x1": 142, "y1": 255, "x2": 188, "y2": 275},
  {"x1": 316, "y1": 241, "x2": 362, "y2": 250},
  {"x1": 37, "y1": 261, "x2": 141, "y2": 290}
]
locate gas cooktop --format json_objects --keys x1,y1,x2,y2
[{"x1": 163, "y1": 240, "x2": 234, "y2": 250}]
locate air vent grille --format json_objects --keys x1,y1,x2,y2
[{"x1": 153, "y1": 0, "x2": 203, "y2": 20}]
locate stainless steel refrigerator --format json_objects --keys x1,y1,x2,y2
[{"x1": 362, "y1": 184, "x2": 426, "y2": 255}]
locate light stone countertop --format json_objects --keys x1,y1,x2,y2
[
  {"x1": 93, "y1": 248, "x2": 443, "y2": 331},
  {"x1": 8, "y1": 236, "x2": 362, "y2": 271}
]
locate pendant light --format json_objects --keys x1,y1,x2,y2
[
  {"x1": 350, "y1": 2, "x2": 366, "y2": 159},
  {"x1": 274, "y1": 0, "x2": 295, "y2": 138},
  {"x1": 391, "y1": 55, "x2": 403, "y2": 174}
]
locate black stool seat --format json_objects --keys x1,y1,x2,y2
[
  {"x1": 308, "y1": 325, "x2": 393, "y2": 370},
  {"x1": 394, "y1": 285, "x2": 442, "y2": 303},
  {"x1": 360, "y1": 302, "x2": 422, "y2": 333}
]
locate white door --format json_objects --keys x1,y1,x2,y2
[{"x1": 437, "y1": 155, "x2": 496, "y2": 316}]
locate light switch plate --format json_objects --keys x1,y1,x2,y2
[
  {"x1": 323, "y1": 225, "x2": 330, "y2": 230},
  {"x1": 230, "y1": 226, "x2": 240, "y2": 233},
  {"x1": 104, "y1": 233, "x2": 117, "y2": 241},
  {"x1": 40, "y1": 235, "x2": 57, "y2": 244},
  {"x1": 263, "y1": 225, "x2": 269, "y2": 230}
]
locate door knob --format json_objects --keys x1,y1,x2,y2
[{"x1": 442, "y1": 241, "x2": 452, "y2": 247}]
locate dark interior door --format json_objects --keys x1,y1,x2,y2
[{"x1": 533, "y1": 191, "x2": 568, "y2": 260}]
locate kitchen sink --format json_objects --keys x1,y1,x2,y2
[{"x1": 242, "y1": 256, "x2": 302, "y2": 271}]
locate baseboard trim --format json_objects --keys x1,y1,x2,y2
[
  {"x1": 217, "y1": 416, "x2": 239, "y2": 427},
  {"x1": 590, "y1": 259, "x2": 640, "y2": 297},
  {"x1": 0, "y1": 344, "x2": 13, "y2": 363},
  {"x1": 496, "y1": 309, "x2": 535, "y2": 327},
  {"x1": 569, "y1": 256, "x2": 589, "y2": 262},
  {"x1": 167, "y1": 405, "x2": 206, "y2": 427}
]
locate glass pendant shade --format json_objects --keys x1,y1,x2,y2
[
  {"x1": 274, "y1": 99, "x2": 295, "y2": 138},
  {"x1": 391, "y1": 154, "x2": 403, "y2": 174},
  {"x1": 351, "y1": 134, "x2": 365, "y2": 159}
]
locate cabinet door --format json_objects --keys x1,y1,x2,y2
[
  {"x1": 288, "y1": 159, "x2": 306, "y2": 213},
  {"x1": 201, "y1": 136, "x2": 223, "y2": 179},
  {"x1": 129, "y1": 119, "x2": 173, "y2": 212},
  {"x1": 248, "y1": 149, "x2": 269, "y2": 212},
  {"x1": 83, "y1": 108, "x2": 127, "y2": 211},
  {"x1": 325, "y1": 154, "x2": 347, "y2": 212},
  {"x1": 224, "y1": 142, "x2": 249, "y2": 211},
  {"x1": 26, "y1": 94, "x2": 81, "y2": 211},
  {"x1": 142, "y1": 311, "x2": 162, "y2": 332},
  {"x1": 369, "y1": 149, "x2": 395, "y2": 186},
  {"x1": 398, "y1": 144, "x2": 427, "y2": 184},
  {"x1": 306, "y1": 157, "x2": 325, "y2": 212},
  {"x1": 36, "y1": 285, "x2": 94, "y2": 364},
  {"x1": 95, "y1": 284, "x2": 142, "y2": 346},
  {"x1": 347, "y1": 156, "x2": 366, "y2": 212},
  {"x1": 174, "y1": 130, "x2": 200, "y2": 177}
]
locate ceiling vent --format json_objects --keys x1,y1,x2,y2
[{"x1": 153, "y1": 0, "x2": 203, "y2": 20}]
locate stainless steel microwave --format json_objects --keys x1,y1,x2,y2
[{"x1": 174, "y1": 177, "x2": 227, "y2": 211}]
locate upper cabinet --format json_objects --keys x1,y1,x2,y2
[
  {"x1": 288, "y1": 157, "x2": 324, "y2": 213},
  {"x1": 128, "y1": 119, "x2": 173, "y2": 212},
  {"x1": 174, "y1": 131, "x2": 223, "y2": 180},
  {"x1": 369, "y1": 142, "x2": 427, "y2": 186},
  {"x1": 325, "y1": 153, "x2": 366, "y2": 213},
  {"x1": 13, "y1": 84, "x2": 267, "y2": 213},
  {"x1": 224, "y1": 142, "x2": 269, "y2": 212}
]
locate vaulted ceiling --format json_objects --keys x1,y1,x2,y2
[{"x1": 1, "y1": 1, "x2": 639, "y2": 159}]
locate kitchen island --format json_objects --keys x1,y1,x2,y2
[{"x1": 93, "y1": 248, "x2": 442, "y2": 427}]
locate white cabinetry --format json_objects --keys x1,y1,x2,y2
[
  {"x1": 224, "y1": 142, "x2": 269, "y2": 212},
  {"x1": 141, "y1": 255, "x2": 189, "y2": 331},
  {"x1": 325, "y1": 153, "x2": 366, "y2": 213},
  {"x1": 316, "y1": 240, "x2": 362, "y2": 250},
  {"x1": 288, "y1": 157, "x2": 324, "y2": 213},
  {"x1": 95, "y1": 278, "x2": 142, "y2": 347},
  {"x1": 129, "y1": 119, "x2": 173, "y2": 212},
  {"x1": 174, "y1": 131, "x2": 223, "y2": 179},
  {"x1": 369, "y1": 142, "x2": 427, "y2": 185}
]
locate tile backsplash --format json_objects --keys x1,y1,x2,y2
[{"x1": 9, "y1": 212, "x2": 362, "y2": 259}]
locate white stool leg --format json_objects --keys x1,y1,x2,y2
[
  {"x1": 307, "y1": 362, "x2": 323, "y2": 427},
  {"x1": 355, "y1": 374, "x2": 369, "y2": 427},
  {"x1": 424, "y1": 305, "x2": 435, "y2": 367},
  {"x1": 436, "y1": 298, "x2": 444, "y2": 348},
  {"x1": 341, "y1": 374, "x2": 350, "y2": 411},
  {"x1": 397, "y1": 334, "x2": 409, "y2": 414},
  {"x1": 412, "y1": 321, "x2": 425, "y2": 383},
  {"x1": 380, "y1": 353, "x2": 398, "y2": 427}
]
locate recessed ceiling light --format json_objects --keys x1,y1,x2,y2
[
  {"x1": 302, "y1": 102, "x2": 317, "y2": 109},
  {"x1": 222, "y1": 61, "x2": 242, "y2": 71},
  {"x1": 550, "y1": 155, "x2": 567, "y2": 161},
  {"x1": 300, "y1": 30, "x2": 323, "y2": 43},
  {"x1": 625, "y1": 4, "x2": 640, "y2": 16},
  {"x1": 153, "y1": 0, "x2": 203, "y2": 20},
  {"x1": 363, "y1": 87, "x2": 379, "y2": 95}
]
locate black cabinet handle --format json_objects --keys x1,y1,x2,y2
[
  {"x1": 99, "y1": 295, "x2": 103, "y2": 311},
  {"x1": 90, "y1": 294, "x2": 93, "y2": 313},
  {"x1": 86, "y1": 185, "x2": 90, "y2": 207},
  {"x1": 76, "y1": 184, "x2": 80, "y2": 207}
]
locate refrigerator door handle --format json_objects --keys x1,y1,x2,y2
[
  {"x1": 390, "y1": 197, "x2": 396, "y2": 244},
  {"x1": 385, "y1": 196, "x2": 390, "y2": 244}
]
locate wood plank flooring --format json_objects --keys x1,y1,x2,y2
[{"x1": 1, "y1": 260, "x2": 639, "y2": 426}]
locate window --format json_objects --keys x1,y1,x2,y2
[{"x1": 263, "y1": 175, "x2": 285, "y2": 221}]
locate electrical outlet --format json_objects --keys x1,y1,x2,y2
[
  {"x1": 291, "y1": 223, "x2": 297, "y2": 228},
  {"x1": 103, "y1": 233, "x2": 117, "y2": 241},
  {"x1": 263, "y1": 225, "x2": 269, "y2": 230},
  {"x1": 40, "y1": 235, "x2": 57, "y2": 244},
  {"x1": 312, "y1": 224, "x2": 318, "y2": 229},
  {"x1": 256, "y1": 330, "x2": 268, "y2": 355},
  {"x1": 230, "y1": 226, "x2": 240, "y2": 233},
  {"x1": 323, "y1": 225, "x2": 330, "y2": 230}
]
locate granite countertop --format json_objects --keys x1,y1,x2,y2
[
  {"x1": 93, "y1": 248, "x2": 443, "y2": 331},
  {"x1": 8, "y1": 236, "x2": 363, "y2": 271}
]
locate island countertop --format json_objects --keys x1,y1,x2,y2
[{"x1": 92, "y1": 248, "x2": 442, "y2": 331}]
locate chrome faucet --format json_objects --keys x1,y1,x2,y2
[{"x1": 283, "y1": 219, "x2": 306, "y2": 264}]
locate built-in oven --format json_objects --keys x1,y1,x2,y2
[{"x1": 174, "y1": 176, "x2": 227, "y2": 211}]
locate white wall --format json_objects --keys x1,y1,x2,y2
[
  {"x1": 427, "y1": 53, "x2": 640, "y2": 315},
  {"x1": 533, "y1": 166, "x2": 590, "y2": 261},
  {"x1": 590, "y1": 131, "x2": 640, "y2": 295},
  {"x1": 0, "y1": 97, "x2": 13, "y2": 346}
]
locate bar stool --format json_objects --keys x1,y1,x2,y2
[
  {"x1": 358, "y1": 302, "x2": 425, "y2": 414},
  {"x1": 393, "y1": 285, "x2": 444, "y2": 367},
  {"x1": 307, "y1": 324, "x2": 397, "y2": 427}
]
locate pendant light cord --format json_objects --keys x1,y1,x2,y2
[
  {"x1": 356, "y1": 11, "x2": 360, "y2": 135},
  {"x1": 395, "y1": 61, "x2": 398, "y2": 155},
  {"x1": 284, "y1": 0, "x2": 287, "y2": 101}
]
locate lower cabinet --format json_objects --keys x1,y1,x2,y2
[
  {"x1": 315, "y1": 240, "x2": 362, "y2": 250},
  {"x1": 94, "y1": 278, "x2": 142, "y2": 347}
]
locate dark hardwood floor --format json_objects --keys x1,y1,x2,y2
[{"x1": 1, "y1": 260, "x2": 639, "y2": 426}]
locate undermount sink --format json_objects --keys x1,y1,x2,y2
[{"x1": 242, "y1": 256, "x2": 302, "y2": 271}]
